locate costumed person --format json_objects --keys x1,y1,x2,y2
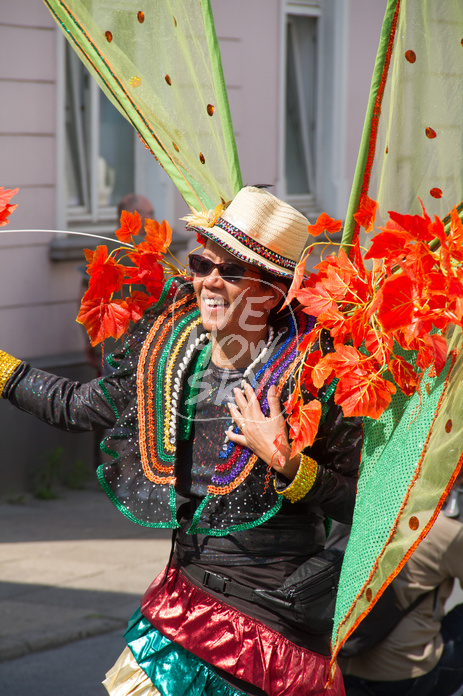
[
  {"x1": 340, "y1": 471, "x2": 463, "y2": 696},
  {"x1": 0, "y1": 186, "x2": 362, "y2": 696},
  {"x1": 7, "y1": 0, "x2": 463, "y2": 692}
]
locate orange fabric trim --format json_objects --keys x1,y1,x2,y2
[
  {"x1": 350, "y1": 0, "x2": 401, "y2": 254},
  {"x1": 163, "y1": 317, "x2": 203, "y2": 454},
  {"x1": 330, "y1": 350, "x2": 458, "y2": 665},
  {"x1": 207, "y1": 454, "x2": 258, "y2": 495},
  {"x1": 137, "y1": 294, "x2": 195, "y2": 483}
]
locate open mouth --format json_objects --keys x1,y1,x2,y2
[{"x1": 202, "y1": 296, "x2": 228, "y2": 311}]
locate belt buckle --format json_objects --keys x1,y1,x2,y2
[{"x1": 203, "y1": 570, "x2": 228, "y2": 594}]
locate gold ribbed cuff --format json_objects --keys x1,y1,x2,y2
[
  {"x1": 275, "y1": 453, "x2": 318, "y2": 503},
  {"x1": 0, "y1": 350, "x2": 21, "y2": 396}
]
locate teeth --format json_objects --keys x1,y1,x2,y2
[{"x1": 204, "y1": 298, "x2": 226, "y2": 307}]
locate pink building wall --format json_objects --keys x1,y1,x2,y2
[{"x1": 0, "y1": 1, "x2": 84, "y2": 360}]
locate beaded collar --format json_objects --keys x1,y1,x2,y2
[{"x1": 137, "y1": 286, "x2": 311, "y2": 501}]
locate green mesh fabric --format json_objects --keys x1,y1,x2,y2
[
  {"x1": 332, "y1": 337, "x2": 463, "y2": 657},
  {"x1": 44, "y1": 0, "x2": 242, "y2": 211},
  {"x1": 343, "y1": 0, "x2": 463, "y2": 247}
]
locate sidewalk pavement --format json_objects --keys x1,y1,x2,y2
[{"x1": 0, "y1": 486, "x2": 171, "y2": 662}]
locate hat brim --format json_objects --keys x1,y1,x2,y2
[{"x1": 186, "y1": 221, "x2": 296, "y2": 278}]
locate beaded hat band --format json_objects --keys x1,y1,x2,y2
[{"x1": 186, "y1": 186, "x2": 310, "y2": 278}]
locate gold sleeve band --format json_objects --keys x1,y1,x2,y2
[
  {"x1": 0, "y1": 350, "x2": 21, "y2": 396},
  {"x1": 275, "y1": 453, "x2": 318, "y2": 503}
]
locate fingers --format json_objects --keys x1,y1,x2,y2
[
  {"x1": 226, "y1": 429, "x2": 247, "y2": 447},
  {"x1": 228, "y1": 402, "x2": 245, "y2": 430},
  {"x1": 267, "y1": 384, "x2": 283, "y2": 421},
  {"x1": 233, "y1": 386, "x2": 249, "y2": 413}
]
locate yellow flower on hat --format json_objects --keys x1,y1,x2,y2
[{"x1": 181, "y1": 201, "x2": 229, "y2": 228}]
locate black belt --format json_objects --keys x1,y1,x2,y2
[{"x1": 181, "y1": 547, "x2": 344, "y2": 637}]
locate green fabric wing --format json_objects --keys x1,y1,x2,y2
[
  {"x1": 343, "y1": 0, "x2": 463, "y2": 249},
  {"x1": 334, "y1": 0, "x2": 463, "y2": 661},
  {"x1": 44, "y1": 0, "x2": 243, "y2": 211}
]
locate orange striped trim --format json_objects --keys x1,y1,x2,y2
[{"x1": 137, "y1": 294, "x2": 195, "y2": 483}]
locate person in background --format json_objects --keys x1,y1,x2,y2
[
  {"x1": 340, "y1": 471, "x2": 463, "y2": 696},
  {"x1": 117, "y1": 193, "x2": 154, "y2": 229}
]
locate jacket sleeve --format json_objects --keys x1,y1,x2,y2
[
  {"x1": 4, "y1": 364, "x2": 130, "y2": 432},
  {"x1": 274, "y1": 389, "x2": 362, "y2": 524},
  {"x1": 276, "y1": 324, "x2": 363, "y2": 524}
]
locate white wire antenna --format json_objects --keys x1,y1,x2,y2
[{"x1": 0, "y1": 229, "x2": 134, "y2": 248}]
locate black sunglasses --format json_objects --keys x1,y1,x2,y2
[{"x1": 188, "y1": 254, "x2": 248, "y2": 283}]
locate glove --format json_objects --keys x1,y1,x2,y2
[{"x1": 0, "y1": 350, "x2": 22, "y2": 397}]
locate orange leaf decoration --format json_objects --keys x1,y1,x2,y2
[
  {"x1": 286, "y1": 199, "x2": 463, "y2": 427},
  {"x1": 353, "y1": 194, "x2": 378, "y2": 233},
  {"x1": 144, "y1": 218, "x2": 172, "y2": 253},
  {"x1": 388, "y1": 205, "x2": 432, "y2": 242},
  {"x1": 389, "y1": 356, "x2": 419, "y2": 397},
  {"x1": 449, "y1": 206, "x2": 463, "y2": 248},
  {"x1": 84, "y1": 245, "x2": 126, "y2": 302},
  {"x1": 0, "y1": 187, "x2": 19, "y2": 227},
  {"x1": 296, "y1": 282, "x2": 338, "y2": 317},
  {"x1": 335, "y1": 364, "x2": 396, "y2": 419},
  {"x1": 307, "y1": 213, "x2": 342, "y2": 237},
  {"x1": 300, "y1": 350, "x2": 323, "y2": 396},
  {"x1": 377, "y1": 274, "x2": 415, "y2": 333},
  {"x1": 324, "y1": 344, "x2": 364, "y2": 376},
  {"x1": 364, "y1": 227, "x2": 411, "y2": 261},
  {"x1": 125, "y1": 252, "x2": 165, "y2": 298},
  {"x1": 284, "y1": 395, "x2": 322, "y2": 457},
  {"x1": 284, "y1": 247, "x2": 312, "y2": 307},
  {"x1": 311, "y1": 353, "x2": 335, "y2": 391},
  {"x1": 125, "y1": 291, "x2": 156, "y2": 322},
  {"x1": 76, "y1": 297, "x2": 131, "y2": 346},
  {"x1": 115, "y1": 210, "x2": 142, "y2": 243}
]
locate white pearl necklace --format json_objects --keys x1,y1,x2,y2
[
  {"x1": 169, "y1": 331, "x2": 210, "y2": 445},
  {"x1": 240, "y1": 325, "x2": 274, "y2": 386}
]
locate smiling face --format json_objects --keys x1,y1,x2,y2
[{"x1": 192, "y1": 242, "x2": 283, "y2": 360}]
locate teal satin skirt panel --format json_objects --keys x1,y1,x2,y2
[{"x1": 125, "y1": 609, "x2": 246, "y2": 696}]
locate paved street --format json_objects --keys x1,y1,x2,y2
[
  {"x1": 0, "y1": 631, "x2": 124, "y2": 696},
  {"x1": 0, "y1": 486, "x2": 171, "y2": 694}
]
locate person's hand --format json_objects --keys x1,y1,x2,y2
[{"x1": 227, "y1": 383, "x2": 300, "y2": 480}]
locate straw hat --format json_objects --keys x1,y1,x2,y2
[{"x1": 184, "y1": 186, "x2": 310, "y2": 277}]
